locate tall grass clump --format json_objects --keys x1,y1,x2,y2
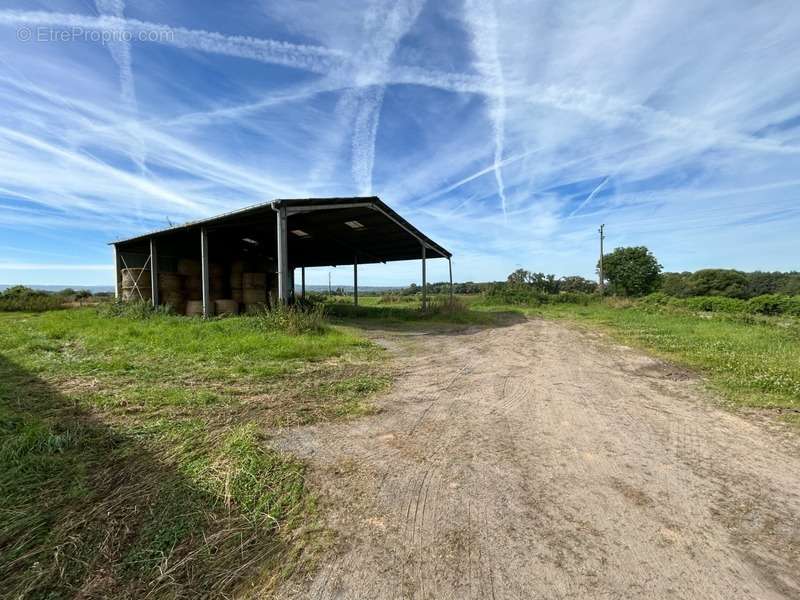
[
  {"x1": 252, "y1": 303, "x2": 327, "y2": 335},
  {"x1": 98, "y1": 299, "x2": 174, "y2": 319},
  {"x1": 422, "y1": 295, "x2": 469, "y2": 316}
]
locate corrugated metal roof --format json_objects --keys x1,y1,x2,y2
[{"x1": 110, "y1": 196, "x2": 451, "y2": 260}]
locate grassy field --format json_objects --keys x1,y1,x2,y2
[
  {"x1": 3, "y1": 293, "x2": 798, "y2": 596},
  {"x1": 0, "y1": 308, "x2": 388, "y2": 599},
  {"x1": 469, "y1": 296, "x2": 800, "y2": 421}
]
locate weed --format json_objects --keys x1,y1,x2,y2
[
  {"x1": 251, "y1": 303, "x2": 327, "y2": 335},
  {"x1": 98, "y1": 299, "x2": 175, "y2": 319}
]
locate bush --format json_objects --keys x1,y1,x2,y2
[
  {"x1": 251, "y1": 303, "x2": 327, "y2": 335},
  {"x1": 686, "y1": 269, "x2": 749, "y2": 298},
  {"x1": 640, "y1": 292, "x2": 672, "y2": 306},
  {"x1": 682, "y1": 296, "x2": 748, "y2": 313},
  {"x1": 0, "y1": 286, "x2": 65, "y2": 312},
  {"x1": 98, "y1": 300, "x2": 173, "y2": 319},
  {"x1": 746, "y1": 294, "x2": 800, "y2": 316},
  {"x1": 484, "y1": 285, "x2": 597, "y2": 307}
]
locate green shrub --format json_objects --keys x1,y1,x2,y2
[
  {"x1": 98, "y1": 300, "x2": 174, "y2": 319},
  {"x1": 682, "y1": 296, "x2": 748, "y2": 313},
  {"x1": 251, "y1": 303, "x2": 327, "y2": 335},
  {"x1": 483, "y1": 285, "x2": 596, "y2": 307},
  {"x1": 746, "y1": 294, "x2": 798, "y2": 316},
  {"x1": 0, "y1": 286, "x2": 65, "y2": 312},
  {"x1": 640, "y1": 292, "x2": 672, "y2": 306}
]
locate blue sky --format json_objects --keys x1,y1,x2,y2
[{"x1": 1, "y1": 0, "x2": 799, "y2": 288}]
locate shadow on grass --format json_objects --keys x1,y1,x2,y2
[
  {"x1": 324, "y1": 302, "x2": 527, "y2": 334},
  {"x1": 0, "y1": 355, "x2": 306, "y2": 599}
]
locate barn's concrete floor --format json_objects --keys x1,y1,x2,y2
[{"x1": 276, "y1": 318, "x2": 800, "y2": 599}]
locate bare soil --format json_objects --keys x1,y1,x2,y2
[{"x1": 275, "y1": 318, "x2": 800, "y2": 599}]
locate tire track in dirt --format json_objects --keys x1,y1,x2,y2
[{"x1": 275, "y1": 318, "x2": 800, "y2": 600}]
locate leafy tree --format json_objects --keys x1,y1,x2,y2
[
  {"x1": 599, "y1": 246, "x2": 662, "y2": 296},
  {"x1": 507, "y1": 268, "x2": 532, "y2": 286},
  {"x1": 559, "y1": 275, "x2": 597, "y2": 294},
  {"x1": 687, "y1": 269, "x2": 749, "y2": 298},
  {"x1": 659, "y1": 272, "x2": 692, "y2": 297}
]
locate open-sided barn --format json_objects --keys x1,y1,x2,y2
[{"x1": 111, "y1": 196, "x2": 452, "y2": 317}]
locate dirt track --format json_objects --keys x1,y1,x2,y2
[{"x1": 276, "y1": 318, "x2": 800, "y2": 599}]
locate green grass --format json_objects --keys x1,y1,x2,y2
[
  {"x1": 324, "y1": 294, "x2": 513, "y2": 328},
  {"x1": 0, "y1": 308, "x2": 388, "y2": 598},
  {"x1": 521, "y1": 301, "x2": 800, "y2": 416}
]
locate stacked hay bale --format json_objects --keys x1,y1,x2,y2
[
  {"x1": 210, "y1": 263, "x2": 224, "y2": 300},
  {"x1": 121, "y1": 268, "x2": 151, "y2": 302},
  {"x1": 229, "y1": 260, "x2": 244, "y2": 304},
  {"x1": 158, "y1": 272, "x2": 186, "y2": 314},
  {"x1": 178, "y1": 259, "x2": 202, "y2": 302},
  {"x1": 214, "y1": 299, "x2": 239, "y2": 315},
  {"x1": 242, "y1": 272, "x2": 267, "y2": 313},
  {"x1": 185, "y1": 300, "x2": 207, "y2": 317}
]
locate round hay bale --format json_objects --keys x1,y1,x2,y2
[
  {"x1": 158, "y1": 272, "x2": 184, "y2": 291},
  {"x1": 177, "y1": 259, "x2": 201, "y2": 276},
  {"x1": 231, "y1": 288, "x2": 243, "y2": 303},
  {"x1": 122, "y1": 287, "x2": 151, "y2": 302},
  {"x1": 161, "y1": 291, "x2": 186, "y2": 313},
  {"x1": 242, "y1": 272, "x2": 267, "y2": 288},
  {"x1": 214, "y1": 299, "x2": 239, "y2": 315},
  {"x1": 186, "y1": 300, "x2": 212, "y2": 316},
  {"x1": 121, "y1": 268, "x2": 150, "y2": 288},
  {"x1": 229, "y1": 272, "x2": 243, "y2": 288},
  {"x1": 243, "y1": 288, "x2": 266, "y2": 304}
]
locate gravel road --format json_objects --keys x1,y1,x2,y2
[{"x1": 276, "y1": 318, "x2": 800, "y2": 599}]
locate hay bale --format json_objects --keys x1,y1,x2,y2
[
  {"x1": 121, "y1": 268, "x2": 150, "y2": 288},
  {"x1": 231, "y1": 288, "x2": 243, "y2": 303},
  {"x1": 121, "y1": 287, "x2": 151, "y2": 302},
  {"x1": 229, "y1": 272, "x2": 243, "y2": 289},
  {"x1": 177, "y1": 259, "x2": 200, "y2": 276},
  {"x1": 158, "y1": 272, "x2": 184, "y2": 291},
  {"x1": 242, "y1": 272, "x2": 267, "y2": 288},
  {"x1": 186, "y1": 300, "x2": 212, "y2": 316},
  {"x1": 214, "y1": 299, "x2": 239, "y2": 315},
  {"x1": 243, "y1": 288, "x2": 266, "y2": 304}
]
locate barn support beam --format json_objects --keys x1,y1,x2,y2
[
  {"x1": 448, "y1": 257, "x2": 453, "y2": 301},
  {"x1": 200, "y1": 227, "x2": 210, "y2": 318},
  {"x1": 275, "y1": 206, "x2": 289, "y2": 304},
  {"x1": 354, "y1": 255, "x2": 358, "y2": 306},
  {"x1": 113, "y1": 244, "x2": 121, "y2": 299},
  {"x1": 421, "y1": 244, "x2": 427, "y2": 311},
  {"x1": 301, "y1": 267, "x2": 306, "y2": 298},
  {"x1": 149, "y1": 238, "x2": 159, "y2": 307}
]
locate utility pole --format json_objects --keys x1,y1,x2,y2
[{"x1": 598, "y1": 224, "x2": 606, "y2": 293}]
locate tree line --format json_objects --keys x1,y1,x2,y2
[{"x1": 394, "y1": 245, "x2": 799, "y2": 299}]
